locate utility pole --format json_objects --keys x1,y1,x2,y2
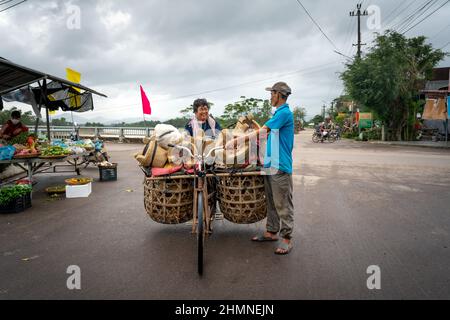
[
  {"x1": 322, "y1": 105, "x2": 326, "y2": 119},
  {"x1": 350, "y1": 3, "x2": 368, "y2": 59},
  {"x1": 331, "y1": 101, "x2": 334, "y2": 117}
]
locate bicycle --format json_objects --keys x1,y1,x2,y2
[{"x1": 67, "y1": 139, "x2": 110, "y2": 168}]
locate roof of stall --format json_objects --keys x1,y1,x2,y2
[{"x1": 0, "y1": 57, "x2": 107, "y2": 97}]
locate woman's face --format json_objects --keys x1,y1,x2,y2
[{"x1": 195, "y1": 105, "x2": 209, "y2": 122}]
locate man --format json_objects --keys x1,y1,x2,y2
[
  {"x1": 185, "y1": 98, "x2": 222, "y2": 139},
  {"x1": 0, "y1": 110, "x2": 29, "y2": 141},
  {"x1": 226, "y1": 82, "x2": 294, "y2": 255}
]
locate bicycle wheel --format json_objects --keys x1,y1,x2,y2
[
  {"x1": 197, "y1": 192, "x2": 204, "y2": 276},
  {"x1": 328, "y1": 134, "x2": 336, "y2": 143}
]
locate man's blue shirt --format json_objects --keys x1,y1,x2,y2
[{"x1": 263, "y1": 103, "x2": 294, "y2": 174}]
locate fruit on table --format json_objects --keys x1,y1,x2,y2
[
  {"x1": 45, "y1": 185, "x2": 66, "y2": 194},
  {"x1": 15, "y1": 149, "x2": 39, "y2": 156},
  {"x1": 65, "y1": 177, "x2": 92, "y2": 185},
  {"x1": 27, "y1": 136, "x2": 37, "y2": 153}
]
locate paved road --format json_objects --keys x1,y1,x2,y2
[{"x1": 1, "y1": 131, "x2": 450, "y2": 299}]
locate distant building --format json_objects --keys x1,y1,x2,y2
[
  {"x1": 425, "y1": 67, "x2": 450, "y2": 91},
  {"x1": 421, "y1": 67, "x2": 449, "y2": 136}
]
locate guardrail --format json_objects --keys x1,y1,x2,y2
[{"x1": 36, "y1": 126, "x2": 156, "y2": 141}]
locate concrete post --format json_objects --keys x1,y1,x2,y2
[
  {"x1": 381, "y1": 125, "x2": 385, "y2": 141},
  {"x1": 119, "y1": 128, "x2": 125, "y2": 143}
]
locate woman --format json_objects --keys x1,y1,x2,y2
[
  {"x1": 185, "y1": 98, "x2": 222, "y2": 139},
  {"x1": 184, "y1": 99, "x2": 222, "y2": 216},
  {"x1": 0, "y1": 110, "x2": 29, "y2": 141}
]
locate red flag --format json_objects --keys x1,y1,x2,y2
[{"x1": 140, "y1": 85, "x2": 151, "y2": 115}]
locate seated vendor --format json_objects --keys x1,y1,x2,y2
[
  {"x1": 185, "y1": 98, "x2": 222, "y2": 139},
  {"x1": 0, "y1": 110, "x2": 29, "y2": 141}
]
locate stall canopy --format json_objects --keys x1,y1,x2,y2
[
  {"x1": 0, "y1": 57, "x2": 106, "y2": 98},
  {"x1": 0, "y1": 57, "x2": 106, "y2": 115}
]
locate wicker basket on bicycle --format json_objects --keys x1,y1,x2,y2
[
  {"x1": 144, "y1": 175, "x2": 217, "y2": 224},
  {"x1": 144, "y1": 176, "x2": 194, "y2": 224},
  {"x1": 216, "y1": 171, "x2": 267, "y2": 224}
]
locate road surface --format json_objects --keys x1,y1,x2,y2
[{"x1": 1, "y1": 131, "x2": 450, "y2": 299}]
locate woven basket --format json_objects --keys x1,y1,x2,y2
[
  {"x1": 144, "y1": 177, "x2": 194, "y2": 224},
  {"x1": 217, "y1": 173, "x2": 267, "y2": 224}
]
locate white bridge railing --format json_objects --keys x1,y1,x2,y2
[{"x1": 36, "y1": 126, "x2": 156, "y2": 141}]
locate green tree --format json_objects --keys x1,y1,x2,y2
[
  {"x1": 51, "y1": 117, "x2": 73, "y2": 126},
  {"x1": 221, "y1": 97, "x2": 271, "y2": 128},
  {"x1": 293, "y1": 107, "x2": 307, "y2": 125},
  {"x1": 179, "y1": 106, "x2": 192, "y2": 119},
  {"x1": 84, "y1": 122, "x2": 104, "y2": 127},
  {"x1": 164, "y1": 117, "x2": 190, "y2": 128},
  {"x1": 311, "y1": 115, "x2": 324, "y2": 125},
  {"x1": 341, "y1": 31, "x2": 447, "y2": 140}
]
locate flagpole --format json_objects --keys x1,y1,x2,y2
[{"x1": 142, "y1": 113, "x2": 147, "y2": 127}]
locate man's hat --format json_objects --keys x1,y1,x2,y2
[{"x1": 265, "y1": 82, "x2": 292, "y2": 96}]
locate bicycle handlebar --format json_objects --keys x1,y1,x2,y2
[{"x1": 168, "y1": 144, "x2": 224, "y2": 159}]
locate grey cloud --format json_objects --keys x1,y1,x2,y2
[{"x1": 1, "y1": 0, "x2": 449, "y2": 121}]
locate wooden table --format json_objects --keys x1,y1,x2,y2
[{"x1": 0, "y1": 154, "x2": 87, "y2": 187}]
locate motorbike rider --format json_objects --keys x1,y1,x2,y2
[{"x1": 319, "y1": 117, "x2": 334, "y2": 142}]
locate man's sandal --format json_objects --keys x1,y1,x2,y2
[
  {"x1": 251, "y1": 233, "x2": 279, "y2": 242},
  {"x1": 274, "y1": 241, "x2": 293, "y2": 255}
]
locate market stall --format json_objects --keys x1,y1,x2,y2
[{"x1": 0, "y1": 57, "x2": 108, "y2": 209}]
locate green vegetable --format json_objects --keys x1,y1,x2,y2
[
  {"x1": 41, "y1": 146, "x2": 71, "y2": 156},
  {"x1": 8, "y1": 132, "x2": 29, "y2": 145},
  {"x1": 0, "y1": 185, "x2": 32, "y2": 205}
]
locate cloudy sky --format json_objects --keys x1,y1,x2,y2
[{"x1": 1, "y1": 0, "x2": 449, "y2": 123}]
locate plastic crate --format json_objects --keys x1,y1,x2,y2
[
  {"x1": 0, "y1": 193, "x2": 32, "y2": 214},
  {"x1": 98, "y1": 164, "x2": 118, "y2": 182}
]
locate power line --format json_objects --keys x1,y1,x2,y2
[
  {"x1": 294, "y1": 0, "x2": 340, "y2": 52},
  {"x1": 430, "y1": 22, "x2": 450, "y2": 38},
  {"x1": 401, "y1": 0, "x2": 450, "y2": 34},
  {"x1": 439, "y1": 40, "x2": 450, "y2": 49},
  {"x1": 391, "y1": 0, "x2": 434, "y2": 31},
  {"x1": 383, "y1": 1, "x2": 417, "y2": 27},
  {"x1": 384, "y1": 0, "x2": 419, "y2": 31},
  {"x1": 84, "y1": 61, "x2": 342, "y2": 114},
  {"x1": 392, "y1": 0, "x2": 436, "y2": 32},
  {"x1": 0, "y1": 0, "x2": 27, "y2": 13},
  {"x1": 397, "y1": 0, "x2": 441, "y2": 33},
  {"x1": 0, "y1": 0, "x2": 15, "y2": 6}
]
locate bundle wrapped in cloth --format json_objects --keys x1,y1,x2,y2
[
  {"x1": 214, "y1": 113, "x2": 261, "y2": 168},
  {"x1": 134, "y1": 124, "x2": 197, "y2": 176},
  {"x1": 134, "y1": 136, "x2": 168, "y2": 168},
  {"x1": 135, "y1": 115, "x2": 262, "y2": 175}
]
